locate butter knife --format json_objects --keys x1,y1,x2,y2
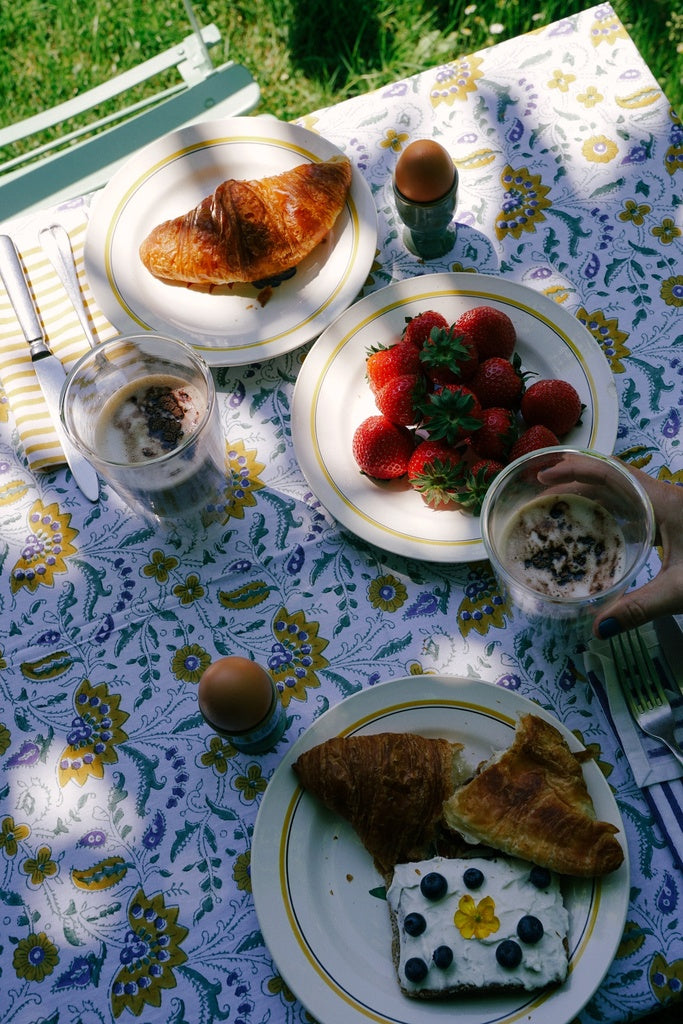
[
  {"x1": 0, "y1": 235, "x2": 99, "y2": 501},
  {"x1": 654, "y1": 614, "x2": 683, "y2": 695},
  {"x1": 39, "y1": 225, "x2": 98, "y2": 350}
]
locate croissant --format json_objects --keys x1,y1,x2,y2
[
  {"x1": 139, "y1": 156, "x2": 352, "y2": 285},
  {"x1": 292, "y1": 733, "x2": 469, "y2": 875},
  {"x1": 443, "y1": 713, "x2": 624, "y2": 877}
]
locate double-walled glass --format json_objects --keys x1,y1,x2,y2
[
  {"x1": 480, "y1": 447, "x2": 655, "y2": 641},
  {"x1": 60, "y1": 333, "x2": 227, "y2": 521}
]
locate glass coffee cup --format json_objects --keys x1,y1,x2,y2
[
  {"x1": 480, "y1": 447, "x2": 655, "y2": 642},
  {"x1": 60, "y1": 333, "x2": 227, "y2": 521}
]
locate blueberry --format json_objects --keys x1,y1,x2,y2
[
  {"x1": 420, "y1": 871, "x2": 447, "y2": 901},
  {"x1": 432, "y1": 945, "x2": 453, "y2": 969},
  {"x1": 405, "y1": 957, "x2": 429, "y2": 983},
  {"x1": 496, "y1": 939, "x2": 523, "y2": 969},
  {"x1": 517, "y1": 915, "x2": 544, "y2": 944},
  {"x1": 404, "y1": 912, "x2": 426, "y2": 937},
  {"x1": 529, "y1": 866, "x2": 552, "y2": 890},
  {"x1": 463, "y1": 867, "x2": 484, "y2": 890}
]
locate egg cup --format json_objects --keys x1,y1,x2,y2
[{"x1": 392, "y1": 170, "x2": 458, "y2": 260}]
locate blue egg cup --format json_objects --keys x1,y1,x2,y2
[{"x1": 392, "y1": 170, "x2": 458, "y2": 259}]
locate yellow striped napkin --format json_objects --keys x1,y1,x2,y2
[{"x1": 0, "y1": 214, "x2": 118, "y2": 470}]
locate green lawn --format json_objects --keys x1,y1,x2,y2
[{"x1": 0, "y1": 0, "x2": 681, "y2": 159}]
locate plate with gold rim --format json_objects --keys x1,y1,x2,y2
[
  {"x1": 84, "y1": 118, "x2": 377, "y2": 366},
  {"x1": 251, "y1": 675, "x2": 629, "y2": 1024},
  {"x1": 291, "y1": 272, "x2": 618, "y2": 561}
]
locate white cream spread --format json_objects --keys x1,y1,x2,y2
[{"x1": 387, "y1": 855, "x2": 569, "y2": 994}]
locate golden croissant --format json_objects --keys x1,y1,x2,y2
[
  {"x1": 292, "y1": 732, "x2": 469, "y2": 875},
  {"x1": 139, "y1": 156, "x2": 352, "y2": 285}
]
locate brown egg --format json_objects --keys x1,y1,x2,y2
[
  {"x1": 198, "y1": 656, "x2": 273, "y2": 733},
  {"x1": 394, "y1": 140, "x2": 455, "y2": 203}
]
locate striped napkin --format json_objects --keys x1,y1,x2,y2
[
  {"x1": 0, "y1": 208, "x2": 117, "y2": 470},
  {"x1": 584, "y1": 626, "x2": 683, "y2": 871}
]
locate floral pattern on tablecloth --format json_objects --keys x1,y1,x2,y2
[{"x1": 1, "y1": 5, "x2": 682, "y2": 1023}]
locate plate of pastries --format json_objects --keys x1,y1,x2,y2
[
  {"x1": 252, "y1": 676, "x2": 629, "y2": 1024},
  {"x1": 85, "y1": 118, "x2": 377, "y2": 365}
]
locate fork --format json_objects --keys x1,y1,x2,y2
[{"x1": 610, "y1": 629, "x2": 683, "y2": 766}]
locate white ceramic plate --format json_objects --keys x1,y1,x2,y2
[
  {"x1": 252, "y1": 676, "x2": 629, "y2": 1024},
  {"x1": 291, "y1": 273, "x2": 619, "y2": 561},
  {"x1": 84, "y1": 118, "x2": 377, "y2": 366}
]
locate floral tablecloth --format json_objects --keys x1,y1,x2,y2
[{"x1": 0, "y1": 4, "x2": 682, "y2": 1023}]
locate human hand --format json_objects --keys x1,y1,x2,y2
[{"x1": 593, "y1": 465, "x2": 683, "y2": 638}]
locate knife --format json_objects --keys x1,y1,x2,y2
[
  {"x1": 654, "y1": 614, "x2": 683, "y2": 696},
  {"x1": 39, "y1": 225, "x2": 98, "y2": 350},
  {"x1": 0, "y1": 235, "x2": 99, "y2": 501}
]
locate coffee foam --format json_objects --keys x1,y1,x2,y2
[
  {"x1": 94, "y1": 374, "x2": 204, "y2": 465},
  {"x1": 501, "y1": 493, "x2": 626, "y2": 599}
]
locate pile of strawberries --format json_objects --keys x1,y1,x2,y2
[{"x1": 351, "y1": 305, "x2": 583, "y2": 514}]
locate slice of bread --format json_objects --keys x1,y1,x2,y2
[{"x1": 387, "y1": 855, "x2": 569, "y2": 998}]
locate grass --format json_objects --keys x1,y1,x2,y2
[{"x1": 0, "y1": 0, "x2": 682, "y2": 162}]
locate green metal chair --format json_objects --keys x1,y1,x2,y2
[{"x1": 0, "y1": 5, "x2": 260, "y2": 220}]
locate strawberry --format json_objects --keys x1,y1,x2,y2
[
  {"x1": 408, "y1": 439, "x2": 465, "y2": 505},
  {"x1": 418, "y1": 383, "x2": 483, "y2": 446},
  {"x1": 419, "y1": 325, "x2": 478, "y2": 384},
  {"x1": 403, "y1": 310, "x2": 449, "y2": 348},
  {"x1": 352, "y1": 415, "x2": 415, "y2": 479},
  {"x1": 452, "y1": 305, "x2": 516, "y2": 360},
  {"x1": 470, "y1": 354, "x2": 525, "y2": 409},
  {"x1": 455, "y1": 458, "x2": 505, "y2": 514},
  {"x1": 375, "y1": 373, "x2": 424, "y2": 426},
  {"x1": 509, "y1": 424, "x2": 560, "y2": 462},
  {"x1": 366, "y1": 340, "x2": 421, "y2": 393},
  {"x1": 471, "y1": 406, "x2": 517, "y2": 461},
  {"x1": 520, "y1": 379, "x2": 583, "y2": 437}
]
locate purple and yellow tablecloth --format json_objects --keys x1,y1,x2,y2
[{"x1": 0, "y1": 5, "x2": 681, "y2": 1023}]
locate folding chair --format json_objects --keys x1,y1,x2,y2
[{"x1": 0, "y1": 2, "x2": 260, "y2": 219}]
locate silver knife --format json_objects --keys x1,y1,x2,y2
[
  {"x1": 0, "y1": 235, "x2": 99, "y2": 501},
  {"x1": 39, "y1": 225, "x2": 98, "y2": 350},
  {"x1": 654, "y1": 614, "x2": 683, "y2": 696}
]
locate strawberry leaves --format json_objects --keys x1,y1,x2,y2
[
  {"x1": 419, "y1": 325, "x2": 478, "y2": 383},
  {"x1": 417, "y1": 384, "x2": 483, "y2": 446}
]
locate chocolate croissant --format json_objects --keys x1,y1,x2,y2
[
  {"x1": 293, "y1": 732, "x2": 470, "y2": 875},
  {"x1": 443, "y1": 714, "x2": 624, "y2": 877},
  {"x1": 139, "y1": 156, "x2": 352, "y2": 285}
]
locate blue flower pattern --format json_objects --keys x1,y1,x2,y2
[{"x1": 0, "y1": 6, "x2": 681, "y2": 1022}]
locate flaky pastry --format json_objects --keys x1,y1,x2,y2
[
  {"x1": 139, "y1": 156, "x2": 352, "y2": 285},
  {"x1": 292, "y1": 732, "x2": 469, "y2": 875},
  {"x1": 443, "y1": 713, "x2": 623, "y2": 877}
]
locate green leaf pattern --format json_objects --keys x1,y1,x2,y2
[{"x1": 0, "y1": 7, "x2": 682, "y2": 1023}]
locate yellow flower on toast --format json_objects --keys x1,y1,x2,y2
[{"x1": 455, "y1": 894, "x2": 500, "y2": 939}]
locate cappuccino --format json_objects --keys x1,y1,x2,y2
[
  {"x1": 501, "y1": 493, "x2": 626, "y2": 599},
  {"x1": 95, "y1": 374, "x2": 204, "y2": 463},
  {"x1": 93, "y1": 373, "x2": 225, "y2": 518}
]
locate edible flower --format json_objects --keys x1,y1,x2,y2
[{"x1": 454, "y1": 894, "x2": 500, "y2": 939}]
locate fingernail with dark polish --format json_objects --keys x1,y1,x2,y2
[{"x1": 598, "y1": 617, "x2": 621, "y2": 639}]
